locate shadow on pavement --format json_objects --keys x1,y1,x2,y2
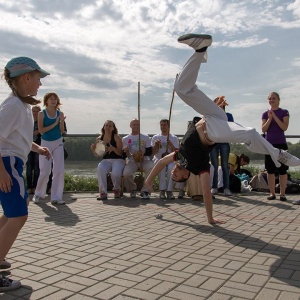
[
  {"x1": 37, "y1": 201, "x2": 80, "y2": 227},
  {"x1": 156, "y1": 217, "x2": 300, "y2": 288}
]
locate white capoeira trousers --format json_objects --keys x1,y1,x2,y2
[
  {"x1": 97, "y1": 159, "x2": 125, "y2": 194},
  {"x1": 35, "y1": 138, "x2": 65, "y2": 200},
  {"x1": 174, "y1": 52, "x2": 281, "y2": 168}
]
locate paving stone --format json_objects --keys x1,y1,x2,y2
[{"x1": 2, "y1": 192, "x2": 300, "y2": 299}]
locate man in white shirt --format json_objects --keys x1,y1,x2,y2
[{"x1": 152, "y1": 119, "x2": 184, "y2": 199}]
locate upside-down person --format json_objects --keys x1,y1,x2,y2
[{"x1": 143, "y1": 33, "x2": 300, "y2": 224}]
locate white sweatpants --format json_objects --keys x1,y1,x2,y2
[
  {"x1": 97, "y1": 159, "x2": 125, "y2": 194},
  {"x1": 35, "y1": 138, "x2": 64, "y2": 200},
  {"x1": 174, "y1": 52, "x2": 281, "y2": 168}
]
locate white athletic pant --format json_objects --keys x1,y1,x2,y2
[
  {"x1": 97, "y1": 159, "x2": 125, "y2": 194},
  {"x1": 123, "y1": 160, "x2": 154, "y2": 192},
  {"x1": 35, "y1": 138, "x2": 64, "y2": 200},
  {"x1": 174, "y1": 52, "x2": 281, "y2": 168}
]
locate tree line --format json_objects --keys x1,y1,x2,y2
[{"x1": 63, "y1": 136, "x2": 300, "y2": 162}]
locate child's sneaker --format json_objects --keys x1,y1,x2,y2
[
  {"x1": 32, "y1": 195, "x2": 40, "y2": 204},
  {"x1": 0, "y1": 275, "x2": 21, "y2": 292},
  {"x1": 0, "y1": 259, "x2": 11, "y2": 270}
]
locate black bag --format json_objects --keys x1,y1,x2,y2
[
  {"x1": 275, "y1": 182, "x2": 300, "y2": 194},
  {"x1": 229, "y1": 174, "x2": 241, "y2": 193}
]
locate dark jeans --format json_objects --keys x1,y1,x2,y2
[
  {"x1": 210, "y1": 143, "x2": 230, "y2": 189},
  {"x1": 26, "y1": 151, "x2": 40, "y2": 189}
]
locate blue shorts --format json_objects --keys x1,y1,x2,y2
[{"x1": 0, "y1": 156, "x2": 28, "y2": 218}]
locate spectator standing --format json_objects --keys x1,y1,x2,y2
[
  {"x1": 210, "y1": 96, "x2": 234, "y2": 196},
  {"x1": 262, "y1": 92, "x2": 289, "y2": 201},
  {"x1": 32, "y1": 92, "x2": 66, "y2": 205},
  {"x1": 26, "y1": 105, "x2": 41, "y2": 194}
]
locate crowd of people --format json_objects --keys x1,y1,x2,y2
[{"x1": 1, "y1": 34, "x2": 300, "y2": 291}]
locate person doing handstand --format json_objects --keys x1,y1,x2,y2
[{"x1": 143, "y1": 33, "x2": 300, "y2": 224}]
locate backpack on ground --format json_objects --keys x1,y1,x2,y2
[{"x1": 249, "y1": 172, "x2": 269, "y2": 192}]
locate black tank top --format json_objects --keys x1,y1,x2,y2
[{"x1": 101, "y1": 134, "x2": 123, "y2": 159}]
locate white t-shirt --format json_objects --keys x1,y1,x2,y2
[
  {"x1": 122, "y1": 133, "x2": 151, "y2": 161},
  {"x1": 151, "y1": 133, "x2": 179, "y2": 161},
  {"x1": 0, "y1": 94, "x2": 33, "y2": 163}
]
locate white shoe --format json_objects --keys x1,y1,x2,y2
[
  {"x1": 57, "y1": 200, "x2": 65, "y2": 205},
  {"x1": 178, "y1": 33, "x2": 212, "y2": 50},
  {"x1": 0, "y1": 275, "x2": 21, "y2": 292},
  {"x1": 224, "y1": 188, "x2": 233, "y2": 196},
  {"x1": 278, "y1": 150, "x2": 300, "y2": 166},
  {"x1": 32, "y1": 195, "x2": 40, "y2": 204},
  {"x1": 211, "y1": 188, "x2": 218, "y2": 195}
]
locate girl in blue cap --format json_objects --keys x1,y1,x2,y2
[{"x1": 0, "y1": 57, "x2": 50, "y2": 291}]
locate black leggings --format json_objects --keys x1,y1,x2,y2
[{"x1": 265, "y1": 143, "x2": 288, "y2": 175}]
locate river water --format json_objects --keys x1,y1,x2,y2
[{"x1": 65, "y1": 160, "x2": 300, "y2": 177}]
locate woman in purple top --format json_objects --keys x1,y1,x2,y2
[{"x1": 262, "y1": 92, "x2": 289, "y2": 201}]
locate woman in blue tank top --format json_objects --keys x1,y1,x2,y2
[{"x1": 32, "y1": 92, "x2": 66, "y2": 205}]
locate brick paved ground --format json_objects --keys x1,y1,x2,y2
[{"x1": 1, "y1": 191, "x2": 300, "y2": 300}]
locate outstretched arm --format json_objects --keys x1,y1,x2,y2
[{"x1": 199, "y1": 172, "x2": 225, "y2": 224}]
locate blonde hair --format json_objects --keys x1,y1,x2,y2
[
  {"x1": 268, "y1": 92, "x2": 280, "y2": 101},
  {"x1": 2, "y1": 69, "x2": 41, "y2": 105}
]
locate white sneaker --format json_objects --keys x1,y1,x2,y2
[
  {"x1": 224, "y1": 188, "x2": 233, "y2": 196},
  {"x1": 178, "y1": 33, "x2": 212, "y2": 50},
  {"x1": 278, "y1": 150, "x2": 300, "y2": 166},
  {"x1": 0, "y1": 275, "x2": 21, "y2": 292},
  {"x1": 32, "y1": 195, "x2": 40, "y2": 204},
  {"x1": 211, "y1": 188, "x2": 218, "y2": 195}
]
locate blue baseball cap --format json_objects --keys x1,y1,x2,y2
[{"x1": 5, "y1": 56, "x2": 50, "y2": 78}]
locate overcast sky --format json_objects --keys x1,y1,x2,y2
[{"x1": 0, "y1": 0, "x2": 299, "y2": 140}]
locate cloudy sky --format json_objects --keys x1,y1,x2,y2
[{"x1": 0, "y1": 0, "x2": 300, "y2": 139}]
